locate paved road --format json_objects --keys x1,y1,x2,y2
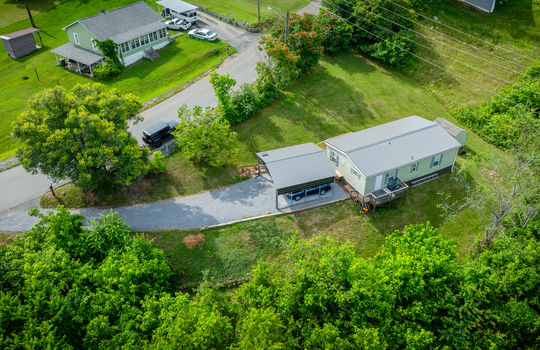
[
  {"x1": 0, "y1": 177, "x2": 347, "y2": 232},
  {"x1": 0, "y1": 14, "x2": 262, "y2": 216}
]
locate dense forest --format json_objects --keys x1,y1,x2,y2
[{"x1": 0, "y1": 207, "x2": 538, "y2": 348}]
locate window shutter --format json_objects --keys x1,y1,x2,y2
[
  {"x1": 439, "y1": 154, "x2": 443, "y2": 165},
  {"x1": 430, "y1": 157, "x2": 435, "y2": 168}
]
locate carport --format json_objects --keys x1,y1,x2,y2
[{"x1": 256, "y1": 143, "x2": 336, "y2": 209}]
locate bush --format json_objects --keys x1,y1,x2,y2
[
  {"x1": 93, "y1": 58, "x2": 124, "y2": 80},
  {"x1": 315, "y1": 11, "x2": 353, "y2": 54},
  {"x1": 147, "y1": 150, "x2": 166, "y2": 177},
  {"x1": 456, "y1": 65, "x2": 540, "y2": 149},
  {"x1": 230, "y1": 84, "x2": 260, "y2": 124}
]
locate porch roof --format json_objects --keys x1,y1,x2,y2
[{"x1": 51, "y1": 43, "x2": 104, "y2": 66}]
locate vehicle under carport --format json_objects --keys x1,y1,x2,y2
[{"x1": 256, "y1": 143, "x2": 337, "y2": 209}]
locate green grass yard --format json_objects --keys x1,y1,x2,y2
[
  {"x1": 0, "y1": 0, "x2": 232, "y2": 160},
  {"x1": 191, "y1": 0, "x2": 309, "y2": 25}
]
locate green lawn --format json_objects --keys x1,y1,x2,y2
[
  {"x1": 0, "y1": 0, "x2": 59, "y2": 27},
  {"x1": 191, "y1": 0, "x2": 309, "y2": 24},
  {"x1": 0, "y1": 0, "x2": 232, "y2": 160},
  {"x1": 406, "y1": 0, "x2": 539, "y2": 107}
]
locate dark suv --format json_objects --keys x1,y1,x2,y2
[
  {"x1": 142, "y1": 120, "x2": 179, "y2": 147},
  {"x1": 287, "y1": 184, "x2": 332, "y2": 201}
]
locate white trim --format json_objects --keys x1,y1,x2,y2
[{"x1": 92, "y1": 40, "x2": 98, "y2": 50}]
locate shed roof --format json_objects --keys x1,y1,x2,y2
[
  {"x1": 0, "y1": 27, "x2": 39, "y2": 40},
  {"x1": 459, "y1": 0, "x2": 496, "y2": 12},
  {"x1": 156, "y1": 0, "x2": 198, "y2": 13},
  {"x1": 63, "y1": 1, "x2": 166, "y2": 43},
  {"x1": 257, "y1": 143, "x2": 335, "y2": 194},
  {"x1": 325, "y1": 116, "x2": 462, "y2": 178},
  {"x1": 434, "y1": 118, "x2": 466, "y2": 138},
  {"x1": 51, "y1": 42, "x2": 104, "y2": 65}
]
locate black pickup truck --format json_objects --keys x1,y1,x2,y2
[{"x1": 142, "y1": 120, "x2": 179, "y2": 148}]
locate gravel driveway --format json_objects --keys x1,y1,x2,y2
[{"x1": 0, "y1": 177, "x2": 347, "y2": 232}]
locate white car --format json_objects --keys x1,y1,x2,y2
[
  {"x1": 188, "y1": 28, "x2": 218, "y2": 41},
  {"x1": 165, "y1": 18, "x2": 191, "y2": 31}
]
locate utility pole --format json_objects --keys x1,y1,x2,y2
[
  {"x1": 23, "y1": 0, "x2": 36, "y2": 27},
  {"x1": 284, "y1": 10, "x2": 289, "y2": 46},
  {"x1": 257, "y1": 0, "x2": 260, "y2": 22}
]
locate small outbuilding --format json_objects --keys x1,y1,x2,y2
[
  {"x1": 257, "y1": 143, "x2": 336, "y2": 208},
  {"x1": 1, "y1": 27, "x2": 41, "y2": 59},
  {"x1": 458, "y1": 0, "x2": 496, "y2": 13},
  {"x1": 434, "y1": 117, "x2": 468, "y2": 146}
]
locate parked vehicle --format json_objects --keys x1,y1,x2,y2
[
  {"x1": 165, "y1": 18, "x2": 191, "y2": 30},
  {"x1": 162, "y1": 7, "x2": 198, "y2": 24},
  {"x1": 287, "y1": 184, "x2": 332, "y2": 201},
  {"x1": 188, "y1": 28, "x2": 218, "y2": 41},
  {"x1": 142, "y1": 120, "x2": 179, "y2": 148}
]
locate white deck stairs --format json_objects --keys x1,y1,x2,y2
[{"x1": 143, "y1": 48, "x2": 160, "y2": 61}]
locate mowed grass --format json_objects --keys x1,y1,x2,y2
[
  {"x1": 0, "y1": 0, "x2": 232, "y2": 160},
  {"x1": 191, "y1": 0, "x2": 309, "y2": 24},
  {"x1": 406, "y1": 0, "x2": 540, "y2": 107},
  {"x1": 0, "y1": 0, "x2": 59, "y2": 27},
  {"x1": 41, "y1": 52, "x2": 504, "y2": 207},
  {"x1": 149, "y1": 172, "x2": 487, "y2": 289}
]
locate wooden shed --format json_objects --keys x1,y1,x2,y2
[{"x1": 1, "y1": 27, "x2": 41, "y2": 59}]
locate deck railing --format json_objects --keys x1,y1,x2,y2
[{"x1": 368, "y1": 179, "x2": 408, "y2": 206}]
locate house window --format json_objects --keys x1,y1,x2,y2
[
  {"x1": 430, "y1": 154, "x2": 443, "y2": 168},
  {"x1": 149, "y1": 31, "x2": 157, "y2": 42},
  {"x1": 159, "y1": 28, "x2": 167, "y2": 38},
  {"x1": 384, "y1": 169, "x2": 398, "y2": 185},
  {"x1": 140, "y1": 35, "x2": 149, "y2": 46},
  {"x1": 92, "y1": 40, "x2": 98, "y2": 50},
  {"x1": 329, "y1": 150, "x2": 339, "y2": 166},
  {"x1": 121, "y1": 42, "x2": 130, "y2": 53},
  {"x1": 130, "y1": 38, "x2": 140, "y2": 50},
  {"x1": 73, "y1": 33, "x2": 80, "y2": 45},
  {"x1": 410, "y1": 162, "x2": 418, "y2": 173}
]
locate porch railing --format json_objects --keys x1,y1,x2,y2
[{"x1": 368, "y1": 178, "x2": 408, "y2": 206}]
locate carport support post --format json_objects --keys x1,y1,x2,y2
[{"x1": 275, "y1": 189, "x2": 278, "y2": 209}]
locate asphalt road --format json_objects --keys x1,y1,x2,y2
[{"x1": 0, "y1": 14, "x2": 262, "y2": 217}]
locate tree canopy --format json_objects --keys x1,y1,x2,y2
[
  {"x1": 13, "y1": 83, "x2": 148, "y2": 194},
  {"x1": 1, "y1": 211, "x2": 537, "y2": 348}
]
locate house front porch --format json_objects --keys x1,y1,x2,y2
[
  {"x1": 349, "y1": 178, "x2": 408, "y2": 209},
  {"x1": 51, "y1": 43, "x2": 104, "y2": 77}
]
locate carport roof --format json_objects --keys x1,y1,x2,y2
[
  {"x1": 257, "y1": 143, "x2": 335, "y2": 194},
  {"x1": 156, "y1": 0, "x2": 198, "y2": 13}
]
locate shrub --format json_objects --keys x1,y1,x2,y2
[
  {"x1": 147, "y1": 150, "x2": 166, "y2": 177},
  {"x1": 93, "y1": 58, "x2": 124, "y2": 80},
  {"x1": 230, "y1": 84, "x2": 260, "y2": 124},
  {"x1": 315, "y1": 11, "x2": 353, "y2": 54}
]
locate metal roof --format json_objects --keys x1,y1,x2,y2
[
  {"x1": 434, "y1": 118, "x2": 466, "y2": 138},
  {"x1": 459, "y1": 0, "x2": 496, "y2": 12},
  {"x1": 63, "y1": 1, "x2": 166, "y2": 43},
  {"x1": 0, "y1": 27, "x2": 39, "y2": 40},
  {"x1": 325, "y1": 116, "x2": 462, "y2": 177},
  {"x1": 257, "y1": 143, "x2": 335, "y2": 194},
  {"x1": 156, "y1": 0, "x2": 198, "y2": 14},
  {"x1": 51, "y1": 42, "x2": 104, "y2": 65}
]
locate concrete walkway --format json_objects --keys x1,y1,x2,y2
[{"x1": 0, "y1": 177, "x2": 347, "y2": 232}]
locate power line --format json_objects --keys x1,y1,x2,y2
[
  {"x1": 311, "y1": 2, "x2": 521, "y2": 106},
  {"x1": 378, "y1": 0, "x2": 540, "y2": 64},
  {"x1": 324, "y1": 1, "x2": 540, "y2": 95},
  {"x1": 336, "y1": 0, "x2": 540, "y2": 82}
]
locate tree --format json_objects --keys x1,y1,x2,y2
[
  {"x1": 13, "y1": 83, "x2": 148, "y2": 194},
  {"x1": 209, "y1": 71, "x2": 237, "y2": 122},
  {"x1": 172, "y1": 105, "x2": 240, "y2": 167}
]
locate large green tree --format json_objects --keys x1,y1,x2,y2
[
  {"x1": 13, "y1": 83, "x2": 148, "y2": 194},
  {"x1": 172, "y1": 105, "x2": 240, "y2": 167}
]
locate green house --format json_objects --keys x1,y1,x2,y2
[
  {"x1": 51, "y1": 1, "x2": 169, "y2": 76},
  {"x1": 324, "y1": 116, "x2": 463, "y2": 205}
]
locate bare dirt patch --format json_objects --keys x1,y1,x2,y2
[
  {"x1": 239, "y1": 166, "x2": 258, "y2": 178},
  {"x1": 183, "y1": 232, "x2": 205, "y2": 249}
]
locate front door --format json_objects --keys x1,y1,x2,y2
[{"x1": 374, "y1": 174, "x2": 383, "y2": 191}]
